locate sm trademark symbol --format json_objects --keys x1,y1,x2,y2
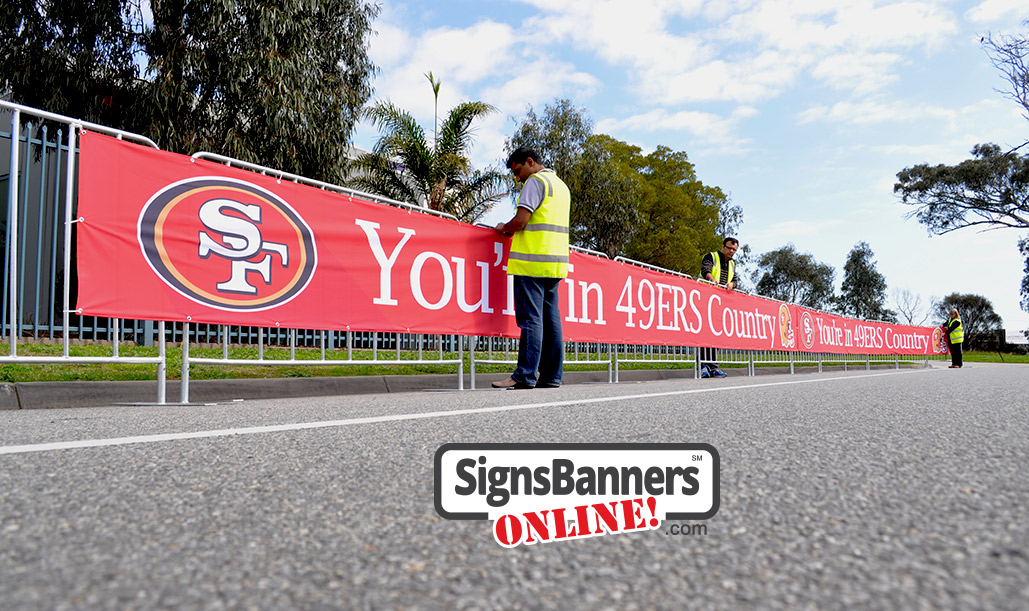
[{"x1": 692, "y1": 455, "x2": 704, "y2": 461}]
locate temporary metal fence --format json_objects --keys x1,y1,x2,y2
[
  {"x1": 1, "y1": 100, "x2": 168, "y2": 401},
  {"x1": 1, "y1": 100, "x2": 939, "y2": 406}
]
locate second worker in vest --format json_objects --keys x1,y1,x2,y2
[
  {"x1": 944, "y1": 308, "x2": 964, "y2": 368},
  {"x1": 699, "y1": 237, "x2": 739, "y2": 378},
  {"x1": 492, "y1": 147, "x2": 571, "y2": 390}
]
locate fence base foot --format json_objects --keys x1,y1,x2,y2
[{"x1": 114, "y1": 401, "x2": 228, "y2": 407}]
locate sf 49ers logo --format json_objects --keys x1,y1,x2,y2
[
  {"x1": 800, "y1": 311, "x2": 815, "y2": 350},
  {"x1": 137, "y1": 177, "x2": 317, "y2": 311}
]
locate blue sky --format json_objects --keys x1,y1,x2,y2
[{"x1": 350, "y1": 0, "x2": 1029, "y2": 332}]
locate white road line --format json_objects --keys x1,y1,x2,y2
[{"x1": 0, "y1": 369, "x2": 935, "y2": 456}]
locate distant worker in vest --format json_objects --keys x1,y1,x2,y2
[
  {"x1": 492, "y1": 146, "x2": 571, "y2": 389},
  {"x1": 699, "y1": 237, "x2": 739, "y2": 378},
  {"x1": 943, "y1": 308, "x2": 964, "y2": 368}
]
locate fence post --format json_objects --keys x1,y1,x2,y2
[
  {"x1": 457, "y1": 335, "x2": 464, "y2": 390},
  {"x1": 7, "y1": 109, "x2": 20, "y2": 354},
  {"x1": 613, "y1": 346, "x2": 620, "y2": 383},
  {"x1": 181, "y1": 321, "x2": 190, "y2": 403},
  {"x1": 157, "y1": 321, "x2": 167, "y2": 404},
  {"x1": 606, "y1": 344, "x2": 612, "y2": 383},
  {"x1": 469, "y1": 336, "x2": 477, "y2": 390},
  {"x1": 62, "y1": 125, "x2": 78, "y2": 358}
]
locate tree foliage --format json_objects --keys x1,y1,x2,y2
[
  {"x1": 895, "y1": 23, "x2": 1029, "y2": 313},
  {"x1": 505, "y1": 98, "x2": 592, "y2": 181},
  {"x1": 564, "y1": 135, "x2": 644, "y2": 257},
  {"x1": 349, "y1": 78, "x2": 508, "y2": 223},
  {"x1": 2, "y1": 0, "x2": 379, "y2": 184},
  {"x1": 622, "y1": 145, "x2": 735, "y2": 274},
  {"x1": 143, "y1": 0, "x2": 379, "y2": 184},
  {"x1": 983, "y1": 25, "x2": 1029, "y2": 122},
  {"x1": 1021, "y1": 237, "x2": 1029, "y2": 312},
  {"x1": 934, "y1": 292, "x2": 1004, "y2": 349},
  {"x1": 895, "y1": 143, "x2": 1029, "y2": 234},
  {"x1": 751, "y1": 244, "x2": 836, "y2": 310},
  {"x1": 0, "y1": 0, "x2": 143, "y2": 127},
  {"x1": 837, "y1": 242, "x2": 897, "y2": 322},
  {"x1": 505, "y1": 99, "x2": 740, "y2": 270}
]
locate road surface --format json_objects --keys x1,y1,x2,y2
[{"x1": 1, "y1": 363, "x2": 1027, "y2": 609}]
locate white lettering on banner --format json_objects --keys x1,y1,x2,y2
[
  {"x1": 885, "y1": 328, "x2": 928, "y2": 352},
  {"x1": 578, "y1": 281, "x2": 605, "y2": 324},
  {"x1": 656, "y1": 283, "x2": 673, "y2": 330},
  {"x1": 616, "y1": 276, "x2": 702, "y2": 336},
  {"x1": 816, "y1": 318, "x2": 846, "y2": 347},
  {"x1": 498, "y1": 243, "x2": 515, "y2": 316},
  {"x1": 504, "y1": 273, "x2": 515, "y2": 316},
  {"x1": 707, "y1": 294, "x2": 777, "y2": 346},
  {"x1": 638, "y1": 279, "x2": 656, "y2": 330},
  {"x1": 452, "y1": 256, "x2": 493, "y2": 314},
  {"x1": 355, "y1": 219, "x2": 415, "y2": 306},
  {"x1": 564, "y1": 269, "x2": 576, "y2": 324},
  {"x1": 616, "y1": 277, "x2": 637, "y2": 328},
  {"x1": 707, "y1": 295, "x2": 722, "y2": 337},
  {"x1": 411, "y1": 251, "x2": 453, "y2": 310},
  {"x1": 853, "y1": 324, "x2": 883, "y2": 349},
  {"x1": 688, "y1": 290, "x2": 702, "y2": 334}
]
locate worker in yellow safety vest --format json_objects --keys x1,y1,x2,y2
[
  {"x1": 944, "y1": 308, "x2": 964, "y2": 368},
  {"x1": 699, "y1": 237, "x2": 740, "y2": 378},
  {"x1": 492, "y1": 146, "x2": 571, "y2": 390}
]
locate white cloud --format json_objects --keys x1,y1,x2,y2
[
  {"x1": 596, "y1": 105, "x2": 758, "y2": 146},
  {"x1": 368, "y1": 22, "x2": 416, "y2": 69},
  {"x1": 797, "y1": 99, "x2": 956, "y2": 125},
  {"x1": 965, "y1": 0, "x2": 1029, "y2": 23},
  {"x1": 811, "y1": 52, "x2": 903, "y2": 94},
  {"x1": 415, "y1": 22, "x2": 517, "y2": 85},
  {"x1": 512, "y1": 0, "x2": 960, "y2": 110},
  {"x1": 749, "y1": 218, "x2": 845, "y2": 243}
]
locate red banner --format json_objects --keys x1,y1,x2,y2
[{"x1": 76, "y1": 132, "x2": 945, "y2": 355}]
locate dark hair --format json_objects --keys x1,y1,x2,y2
[
  {"x1": 507, "y1": 146, "x2": 540, "y2": 167},
  {"x1": 723, "y1": 237, "x2": 739, "y2": 247}
]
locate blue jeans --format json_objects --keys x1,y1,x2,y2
[{"x1": 512, "y1": 275, "x2": 564, "y2": 387}]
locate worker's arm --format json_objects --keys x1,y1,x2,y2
[{"x1": 495, "y1": 208, "x2": 532, "y2": 236}]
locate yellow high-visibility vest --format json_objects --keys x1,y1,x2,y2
[
  {"x1": 709, "y1": 252, "x2": 735, "y2": 285},
  {"x1": 947, "y1": 317, "x2": 964, "y2": 344},
  {"x1": 508, "y1": 170, "x2": 570, "y2": 278}
]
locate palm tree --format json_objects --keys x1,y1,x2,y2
[{"x1": 349, "y1": 76, "x2": 508, "y2": 223}]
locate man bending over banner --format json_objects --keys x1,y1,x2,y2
[
  {"x1": 492, "y1": 146, "x2": 571, "y2": 390},
  {"x1": 699, "y1": 237, "x2": 739, "y2": 378}
]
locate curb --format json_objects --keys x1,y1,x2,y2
[{"x1": 0, "y1": 363, "x2": 925, "y2": 410}]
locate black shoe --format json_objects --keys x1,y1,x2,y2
[{"x1": 537, "y1": 381, "x2": 562, "y2": 388}]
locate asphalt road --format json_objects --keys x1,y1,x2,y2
[{"x1": 1, "y1": 363, "x2": 1027, "y2": 610}]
